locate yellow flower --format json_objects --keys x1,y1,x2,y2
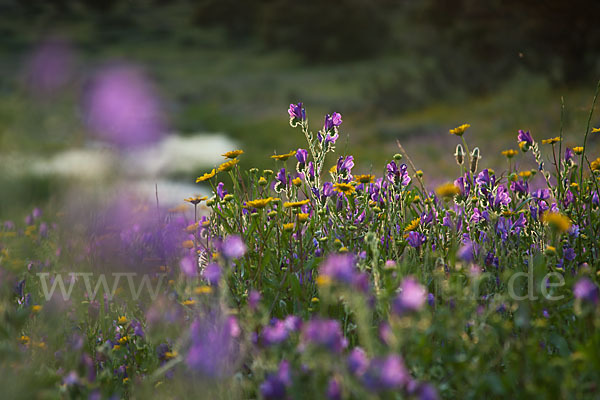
[
  {"x1": 283, "y1": 222, "x2": 295, "y2": 232},
  {"x1": 333, "y1": 182, "x2": 355, "y2": 195},
  {"x1": 518, "y1": 170, "x2": 532, "y2": 179},
  {"x1": 541, "y1": 137, "x2": 561, "y2": 145},
  {"x1": 184, "y1": 196, "x2": 208, "y2": 205},
  {"x1": 404, "y1": 217, "x2": 420, "y2": 232},
  {"x1": 164, "y1": 351, "x2": 178, "y2": 360},
  {"x1": 196, "y1": 169, "x2": 216, "y2": 183},
  {"x1": 292, "y1": 177, "x2": 302, "y2": 186},
  {"x1": 501, "y1": 149, "x2": 518, "y2": 158},
  {"x1": 258, "y1": 176, "x2": 267, "y2": 186},
  {"x1": 435, "y1": 182, "x2": 460, "y2": 198},
  {"x1": 117, "y1": 316, "x2": 128, "y2": 325},
  {"x1": 222, "y1": 150, "x2": 244, "y2": 159},
  {"x1": 119, "y1": 336, "x2": 129, "y2": 344},
  {"x1": 246, "y1": 197, "x2": 277, "y2": 209},
  {"x1": 113, "y1": 345, "x2": 121, "y2": 350},
  {"x1": 182, "y1": 240, "x2": 195, "y2": 249},
  {"x1": 449, "y1": 124, "x2": 470, "y2": 136},
  {"x1": 271, "y1": 150, "x2": 297, "y2": 161},
  {"x1": 297, "y1": 213, "x2": 309, "y2": 222},
  {"x1": 591, "y1": 127, "x2": 600, "y2": 133},
  {"x1": 32, "y1": 305, "x2": 42, "y2": 313},
  {"x1": 592, "y1": 157, "x2": 600, "y2": 172},
  {"x1": 123, "y1": 377, "x2": 130, "y2": 384},
  {"x1": 218, "y1": 159, "x2": 239, "y2": 172},
  {"x1": 542, "y1": 211, "x2": 572, "y2": 233},
  {"x1": 194, "y1": 286, "x2": 213, "y2": 295},
  {"x1": 329, "y1": 165, "x2": 337, "y2": 174},
  {"x1": 518, "y1": 141, "x2": 528, "y2": 151},
  {"x1": 572, "y1": 146, "x2": 584, "y2": 155},
  {"x1": 283, "y1": 199, "x2": 310, "y2": 208},
  {"x1": 182, "y1": 299, "x2": 196, "y2": 306},
  {"x1": 19, "y1": 335, "x2": 30, "y2": 345},
  {"x1": 354, "y1": 174, "x2": 375, "y2": 184},
  {"x1": 412, "y1": 195, "x2": 421, "y2": 203},
  {"x1": 316, "y1": 275, "x2": 332, "y2": 286}
]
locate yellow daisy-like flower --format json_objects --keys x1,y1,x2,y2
[
  {"x1": 194, "y1": 286, "x2": 212, "y2": 295},
  {"x1": 119, "y1": 336, "x2": 129, "y2": 344},
  {"x1": 541, "y1": 137, "x2": 561, "y2": 145},
  {"x1": 283, "y1": 199, "x2": 310, "y2": 208},
  {"x1": 404, "y1": 217, "x2": 420, "y2": 232},
  {"x1": 283, "y1": 222, "x2": 295, "y2": 232},
  {"x1": 572, "y1": 146, "x2": 584, "y2": 155},
  {"x1": 449, "y1": 124, "x2": 470, "y2": 136},
  {"x1": 218, "y1": 159, "x2": 239, "y2": 172},
  {"x1": 591, "y1": 127, "x2": 600, "y2": 133},
  {"x1": 542, "y1": 211, "x2": 572, "y2": 233},
  {"x1": 333, "y1": 182, "x2": 355, "y2": 195},
  {"x1": 271, "y1": 150, "x2": 297, "y2": 161},
  {"x1": 182, "y1": 299, "x2": 196, "y2": 306},
  {"x1": 501, "y1": 149, "x2": 518, "y2": 158},
  {"x1": 354, "y1": 174, "x2": 375, "y2": 184},
  {"x1": 32, "y1": 305, "x2": 42, "y2": 313},
  {"x1": 518, "y1": 170, "x2": 532, "y2": 179},
  {"x1": 292, "y1": 177, "x2": 302, "y2": 186},
  {"x1": 164, "y1": 351, "x2": 178, "y2": 360},
  {"x1": 297, "y1": 213, "x2": 309, "y2": 222},
  {"x1": 19, "y1": 335, "x2": 30, "y2": 345},
  {"x1": 184, "y1": 196, "x2": 208, "y2": 205},
  {"x1": 316, "y1": 275, "x2": 332, "y2": 286},
  {"x1": 329, "y1": 165, "x2": 337, "y2": 174},
  {"x1": 435, "y1": 182, "x2": 460, "y2": 198},
  {"x1": 592, "y1": 157, "x2": 600, "y2": 172},
  {"x1": 246, "y1": 197, "x2": 277, "y2": 209},
  {"x1": 222, "y1": 150, "x2": 244, "y2": 159},
  {"x1": 117, "y1": 316, "x2": 128, "y2": 325},
  {"x1": 196, "y1": 169, "x2": 216, "y2": 183}
]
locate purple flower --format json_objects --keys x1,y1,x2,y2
[
  {"x1": 302, "y1": 318, "x2": 348, "y2": 353},
  {"x1": 386, "y1": 161, "x2": 411, "y2": 186},
  {"x1": 336, "y1": 155, "x2": 354, "y2": 181},
  {"x1": 320, "y1": 253, "x2": 357, "y2": 285},
  {"x1": 262, "y1": 319, "x2": 290, "y2": 345},
  {"x1": 327, "y1": 377, "x2": 342, "y2": 400},
  {"x1": 510, "y1": 180, "x2": 529, "y2": 196},
  {"x1": 324, "y1": 112, "x2": 342, "y2": 131},
  {"x1": 457, "y1": 238, "x2": 479, "y2": 262},
  {"x1": 288, "y1": 102, "x2": 306, "y2": 121},
  {"x1": 393, "y1": 277, "x2": 426, "y2": 313},
  {"x1": 574, "y1": 278, "x2": 599, "y2": 305},
  {"x1": 518, "y1": 129, "x2": 533, "y2": 145},
  {"x1": 407, "y1": 231, "x2": 425, "y2": 249},
  {"x1": 83, "y1": 64, "x2": 165, "y2": 147},
  {"x1": 222, "y1": 235, "x2": 247, "y2": 260},
  {"x1": 318, "y1": 131, "x2": 339, "y2": 147},
  {"x1": 565, "y1": 147, "x2": 575, "y2": 162},
  {"x1": 493, "y1": 185, "x2": 511, "y2": 208},
  {"x1": 203, "y1": 263, "x2": 221, "y2": 285},
  {"x1": 260, "y1": 361, "x2": 292, "y2": 400},
  {"x1": 25, "y1": 37, "x2": 74, "y2": 95},
  {"x1": 274, "y1": 168, "x2": 288, "y2": 192},
  {"x1": 186, "y1": 315, "x2": 240, "y2": 377},
  {"x1": 296, "y1": 148, "x2": 308, "y2": 165},
  {"x1": 347, "y1": 347, "x2": 369, "y2": 376},
  {"x1": 180, "y1": 255, "x2": 197, "y2": 277},
  {"x1": 248, "y1": 290, "x2": 261, "y2": 309},
  {"x1": 362, "y1": 355, "x2": 409, "y2": 391},
  {"x1": 131, "y1": 319, "x2": 144, "y2": 337}
]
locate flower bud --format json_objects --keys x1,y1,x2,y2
[{"x1": 454, "y1": 144, "x2": 465, "y2": 165}]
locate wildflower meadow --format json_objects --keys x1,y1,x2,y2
[{"x1": 3, "y1": 90, "x2": 600, "y2": 400}]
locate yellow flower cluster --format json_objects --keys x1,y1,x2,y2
[
  {"x1": 271, "y1": 150, "x2": 297, "y2": 161},
  {"x1": 245, "y1": 197, "x2": 279, "y2": 209},
  {"x1": 196, "y1": 169, "x2": 216, "y2": 183},
  {"x1": 501, "y1": 149, "x2": 518, "y2": 158},
  {"x1": 354, "y1": 174, "x2": 375, "y2": 184},
  {"x1": 449, "y1": 124, "x2": 470, "y2": 136},
  {"x1": 283, "y1": 199, "x2": 310, "y2": 208},
  {"x1": 333, "y1": 182, "x2": 355, "y2": 195},
  {"x1": 541, "y1": 137, "x2": 561, "y2": 145},
  {"x1": 404, "y1": 217, "x2": 420, "y2": 232},
  {"x1": 435, "y1": 182, "x2": 460, "y2": 198},
  {"x1": 218, "y1": 158, "x2": 239, "y2": 172},
  {"x1": 222, "y1": 150, "x2": 244, "y2": 159},
  {"x1": 542, "y1": 211, "x2": 572, "y2": 233}
]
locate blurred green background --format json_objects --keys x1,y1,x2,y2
[{"x1": 2, "y1": 0, "x2": 600, "y2": 217}]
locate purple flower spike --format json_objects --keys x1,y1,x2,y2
[
  {"x1": 203, "y1": 263, "x2": 221, "y2": 285},
  {"x1": 324, "y1": 112, "x2": 343, "y2": 131},
  {"x1": 302, "y1": 318, "x2": 348, "y2": 353},
  {"x1": 393, "y1": 277, "x2": 426, "y2": 314},
  {"x1": 574, "y1": 278, "x2": 599, "y2": 305},
  {"x1": 407, "y1": 231, "x2": 425, "y2": 249},
  {"x1": 348, "y1": 347, "x2": 369, "y2": 376},
  {"x1": 320, "y1": 253, "x2": 357, "y2": 285},
  {"x1": 517, "y1": 129, "x2": 533, "y2": 145},
  {"x1": 260, "y1": 361, "x2": 292, "y2": 400},
  {"x1": 288, "y1": 102, "x2": 306, "y2": 122},
  {"x1": 222, "y1": 235, "x2": 247, "y2": 260},
  {"x1": 296, "y1": 148, "x2": 308, "y2": 164},
  {"x1": 362, "y1": 355, "x2": 409, "y2": 392}
]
